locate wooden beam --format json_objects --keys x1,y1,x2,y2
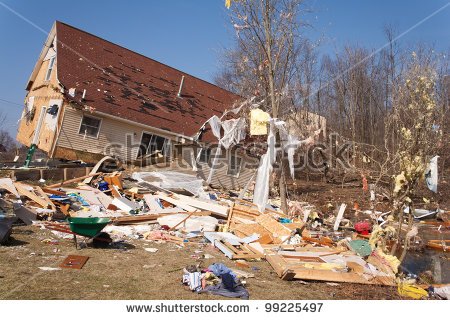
[
  {"x1": 14, "y1": 183, "x2": 51, "y2": 208},
  {"x1": 46, "y1": 172, "x2": 102, "y2": 188}
]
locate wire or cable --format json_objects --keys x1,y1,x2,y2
[{"x1": 0, "y1": 97, "x2": 23, "y2": 107}]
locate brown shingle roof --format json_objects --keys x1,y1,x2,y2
[{"x1": 55, "y1": 21, "x2": 240, "y2": 139}]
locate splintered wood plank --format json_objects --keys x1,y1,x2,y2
[
  {"x1": 14, "y1": 183, "x2": 50, "y2": 208},
  {"x1": 35, "y1": 186, "x2": 57, "y2": 211},
  {"x1": 225, "y1": 203, "x2": 234, "y2": 230},
  {"x1": 232, "y1": 222, "x2": 270, "y2": 238},
  {"x1": 222, "y1": 240, "x2": 242, "y2": 254},
  {"x1": 47, "y1": 172, "x2": 102, "y2": 188},
  {"x1": 41, "y1": 187, "x2": 67, "y2": 196},
  {"x1": 158, "y1": 194, "x2": 198, "y2": 212},
  {"x1": 173, "y1": 194, "x2": 229, "y2": 217},
  {"x1": 287, "y1": 267, "x2": 385, "y2": 285},
  {"x1": 266, "y1": 254, "x2": 287, "y2": 277},
  {"x1": 243, "y1": 244, "x2": 264, "y2": 256},
  {"x1": 255, "y1": 214, "x2": 292, "y2": 237}
]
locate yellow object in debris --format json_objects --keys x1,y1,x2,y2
[
  {"x1": 397, "y1": 283, "x2": 428, "y2": 299},
  {"x1": 250, "y1": 108, "x2": 270, "y2": 135},
  {"x1": 225, "y1": 0, "x2": 232, "y2": 9},
  {"x1": 375, "y1": 248, "x2": 401, "y2": 274}
]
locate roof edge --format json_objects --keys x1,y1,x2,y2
[{"x1": 54, "y1": 20, "x2": 240, "y2": 98}]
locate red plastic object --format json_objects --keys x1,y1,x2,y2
[{"x1": 354, "y1": 221, "x2": 371, "y2": 235}]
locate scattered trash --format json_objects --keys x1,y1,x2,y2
[{"x1": 38, "y1": 267, "x2": 62, "y2": 271}]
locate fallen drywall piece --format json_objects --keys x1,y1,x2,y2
[
  {"x1": 157, "y1": 214, "x2": 218, "y2": 232},
  {"x1": 64, "y1": 186, "x2": 112, "y2": 209},
  {"x1": 111, "y1": 197, "x2": 140, "y2": 212}
]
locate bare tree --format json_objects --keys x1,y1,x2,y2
[
  {"x1": 220, "y1": 0, "x2": 308, "y2": 213},
  {"x1": 0, "y1": 112, "x2": 16, "y2": 153}
]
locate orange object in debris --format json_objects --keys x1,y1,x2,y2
[{"x1": 362, "y1": 175, "x2": 368, "y2": 192}]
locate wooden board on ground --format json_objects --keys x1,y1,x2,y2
[
  {"x1": 266, "y1": 254, "x2": 396, "y2": 285},
  {"x1": 59, "y1": 255, "x2": 89, "y2": 269},
  {"x1": 173, "y1": 194, "x2": 229, "y2": 218},
  {"x1": 158, "y1": 194, "x2": 198, "y2": 212},
  {"x1": 255, "y1": 214, "x2": 292, "y2": 240}
]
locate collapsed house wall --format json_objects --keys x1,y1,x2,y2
[{"x1": 16, "y1": 38, "x2": 64, "y2": 154}]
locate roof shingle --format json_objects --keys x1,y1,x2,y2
[{"x1": 55, "y1": 21, "x2": 240, "y2": 139}]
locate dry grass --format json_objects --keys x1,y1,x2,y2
[{"x1": 0, "y1": 225, "x2": 402, "y2": 300}]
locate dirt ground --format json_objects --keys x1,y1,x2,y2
[
  {"x1": 2, "y1": 174, "x2": 447, "y2": 300},
  {"x1": 0, "y1": 224, "x2": 404, "y2": 300}
]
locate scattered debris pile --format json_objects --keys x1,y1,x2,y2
[{"x1": 0, "y1": 158, "x2": 449, "y2": 300}]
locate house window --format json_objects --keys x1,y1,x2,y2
[
  {"x1": 45, "y1": 56, "x2": 56, "y2": 81},
  {"x1": 137, "y1": 132, "x2": 170, "y2": 158},
  {"x1": 79, "y1": 115, "x2": 101, "y2": 138},
  {"x1": 198, "y1": 148, "x2": 211, "y2": 164},
  {"x1": 227, "y1": 154, "x2": 242, "y2": 177}
]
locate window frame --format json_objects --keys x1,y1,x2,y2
[
  {"x1": 45, "y1": 56, "x2": 56, "y2": 81},
  {"x1": 136, "y1": 131, "x2": 170, "y2": 159},
  {"x1": 78, "y1": 114, "x2": 102, "y2": 139}
]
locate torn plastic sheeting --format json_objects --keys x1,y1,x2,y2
[
  {"x1": 425, "y1": 155, "x2": 439, "y2": 193},
  {"x1": 277, "y1": 121, "x2": 321, "y2": 179},
  {"x1": 207, "y1": 117, "x2": 246, "y2": 183},
  {"x1": 220, "y1": 118, "x2": 247, "y2": 149},
  {"x1": 132, "y1": 171, "x2": 205, "y2": 197},
  {"x1": 253, "y1": 120, "x2": 276, "y2": 212},
  {"x1": 157, "y1": 214, "x2": 218, "y2": 232},
  {"x1": 208, "y1": 115, "x2": 222, "y2": 139}
]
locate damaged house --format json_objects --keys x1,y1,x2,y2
[
  {"x1": 16, "y1": 21, "x2": 326, "y2": 190},
  {"x1": 17, "y1": 21, "x2": 243, "y2": 174}
]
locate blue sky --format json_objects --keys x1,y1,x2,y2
[{"x1": 0, "y1": 0, "x2": 449, "y2": 137}]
